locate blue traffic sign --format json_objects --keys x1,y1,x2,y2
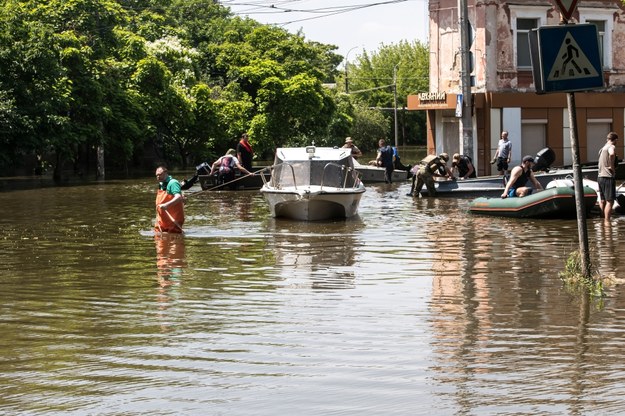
[{"x1": 529, "y1": 24, "x2": 603, "y2": 94}]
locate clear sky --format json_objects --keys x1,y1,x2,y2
[{"x1": 222, "y1": 0, "x2": 429, "y2": 62}]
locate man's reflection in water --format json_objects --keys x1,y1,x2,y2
[
  {"x1": 596, "y1": 220, "x2": 618, "y2": 282},
  {"x1": 154, "y1": 233, "x2": 186, "y2": 332},
  {"x1": 155, "y1": 233, "x2": 186, "y2": 286}
]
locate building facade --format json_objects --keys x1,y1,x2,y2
[{"x1": 407, "y1": 0, "x2": 625, "y2": 175}]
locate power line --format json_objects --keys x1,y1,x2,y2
[{"x1": 221, "y1": 0, "x2": 424, "y2": 25}]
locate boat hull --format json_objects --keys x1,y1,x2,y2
[
  {"x1": 262, "y1": 187, "x2": 365, "y2": 221},
  {"x1": 354, "y1": 165, "x2": 408, "y2": 183},
  {"x1": 469, "y1": 186, "x2": 597, "y2": 218},
  {"x1": 423, "y1": 167, "x2": 599, "y2": 197}
]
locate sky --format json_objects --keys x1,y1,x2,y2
[{"x1": 221, "y1": 0, "x2": 429, "y2": 62}]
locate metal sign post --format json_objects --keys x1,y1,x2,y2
[{"x1": 529, "y1": 20, "x2": 601, "y2": 279}]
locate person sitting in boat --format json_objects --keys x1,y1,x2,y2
[
  {"x1": 452, "y1": 153, "x2": 476, "y2": 180},
  {"x1": 407, "y1": 153, "x2": 453, "y2": 197},
  {"x1": 342, "y1": 137, "x2": 363, "y2": 159},
  {"x1": 209, "y1": 149, "x2": 252, "y2": 184},
  {"x1": 501, "y1": 155, "x2": 543, "y2": 198}
]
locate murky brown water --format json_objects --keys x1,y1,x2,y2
[{"x1": 0, "y1": 175, "x2": 624, "y2": 415}]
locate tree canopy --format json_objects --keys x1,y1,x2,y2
[
  {"x1": 338, "y1": 40, "x2": 430, "y2": 151},
  {"x1": 0, "y1": 0, "x2": 428, "y2": 177}
]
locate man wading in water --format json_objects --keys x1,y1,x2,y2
[{"x1": 155, "y1": 165, "x2": 185, "y2": 233}]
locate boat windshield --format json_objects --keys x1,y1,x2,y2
[{"x1": 270, "y1": 148, "x2": 359, "y2": 188}]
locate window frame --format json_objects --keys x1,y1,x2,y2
[
  {"x1": 580, "y1": 8, "x2": 614, "y2": 70},
  {"x1": 509, "y1": 6, "x2": 548, "y2": 70}
]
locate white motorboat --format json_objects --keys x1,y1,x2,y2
[{"x1": 260, "y1": 146, "x2": 366, "y2": 221}]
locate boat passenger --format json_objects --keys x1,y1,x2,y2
[
  {"x1": 155, "y1": 165, "x2": 185, "y2": 233},
  {"x1": 407, "y1": 153, "x2": 453, "y2": 197},
  {"x1": 236, "y1": 132, "x2": 254, "y2": 171},
  {"x1": 342, "y1": 137, "x2": 363, "y2": 159},
  {"x1": 501, "y1": 155, "x2": 543, "y2": 198},
  {"x1": 452, "y1": 153, "x2": 476, "y2": 180},
  {"x1": 209, "y1": 149, "x2": 252, "y2": 185}
]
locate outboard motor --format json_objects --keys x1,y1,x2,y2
[
  {"x1": 180, "y1": 161, "x2": 211, "y2": 190},
  {"x1": 196, "y1": 161, "x2": 210, "y2": 174},
  {"x1": 533, "y1": 147, "x2": 556, "y2": 172}
]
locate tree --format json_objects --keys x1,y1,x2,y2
[
  {"x1": 0, "y1": 0, "x2": 354, "y2": 176},
  {"x1": 338, "y1": 41, "x2": 429, "y2": 147}
]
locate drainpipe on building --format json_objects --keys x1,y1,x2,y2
[{"x1": 458, "y1": 0, "x2": 474, "y2": 159}]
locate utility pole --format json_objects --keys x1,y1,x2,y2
[
  {"x1": 393, "y1": 64, "x2": 399, "y2": 148},
  {"x1": 344, "y1": 46, "x2": 358, "y2": 93},
  {"x1": 458, "y1": 0, "x2": 474, "y2": 158}
]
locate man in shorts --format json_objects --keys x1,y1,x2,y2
[{"x1": 597, "y1": 132, "x2": 619, "y2": 221}]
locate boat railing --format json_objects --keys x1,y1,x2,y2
[
  {"x1": 260, "y1": 162, "x2": 298, "y2": 190},
  {"x1": 260, "y1": 161, "x2": 361, "y2": 190},
  {"x1": 320, "y1": 162, "x2": 361, "y2": 191}
]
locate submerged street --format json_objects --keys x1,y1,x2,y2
[{"x1": 0, "y1": 176, "x2": 624, "y2": 415}]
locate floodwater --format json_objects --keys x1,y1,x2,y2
[{"x1": 0, "y1": 175, "x2": 624, "y2": 415}]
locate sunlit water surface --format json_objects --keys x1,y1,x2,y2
[{"x1": 0, "y1": 177, "x2": 624, "y2": 415}]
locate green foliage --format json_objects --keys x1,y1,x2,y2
[
  {"x1": 341, "y1": 41, "x2": 429, "y2": 146},
  {"x1": 350, "y1": 103, "x2": 391, "y2": 151},
  {"x1": 559, "y1": 250, "x2": 604, "y2": 297},
  {"x1": 0, "y1": 0, "x2": 413, "y2": 176}
]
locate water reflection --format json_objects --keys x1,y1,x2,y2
[
  {"x1": 2, "y1": 177, "x2": 625, "y2": 415},
  {"x1": 593, "y1": 221, "x2": 618, "y2": 280},
  {"x1": 155, "y1": 233, "x2": 186, "y2": 284},
  {"x1": 267, "y1": 217, "x2": 363, "y2": 289}
]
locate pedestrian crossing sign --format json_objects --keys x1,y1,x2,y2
[{"x1": 529, "y1": 24, "x2": 604, "y2": 94}]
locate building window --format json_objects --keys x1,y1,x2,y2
[
  {"x1": 517, "y1": 18, "x2": 538, "y2": 68},
  {"x1": 581, "y1": 8, "x2": 614, "y2": 69},
  {"x1": 587, "y1": 20, "x2": 605, "y2": 65}
]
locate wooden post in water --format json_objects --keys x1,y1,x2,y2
[{"x1": 567, "y1": 92, "x2": 591, "y2": 278}]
